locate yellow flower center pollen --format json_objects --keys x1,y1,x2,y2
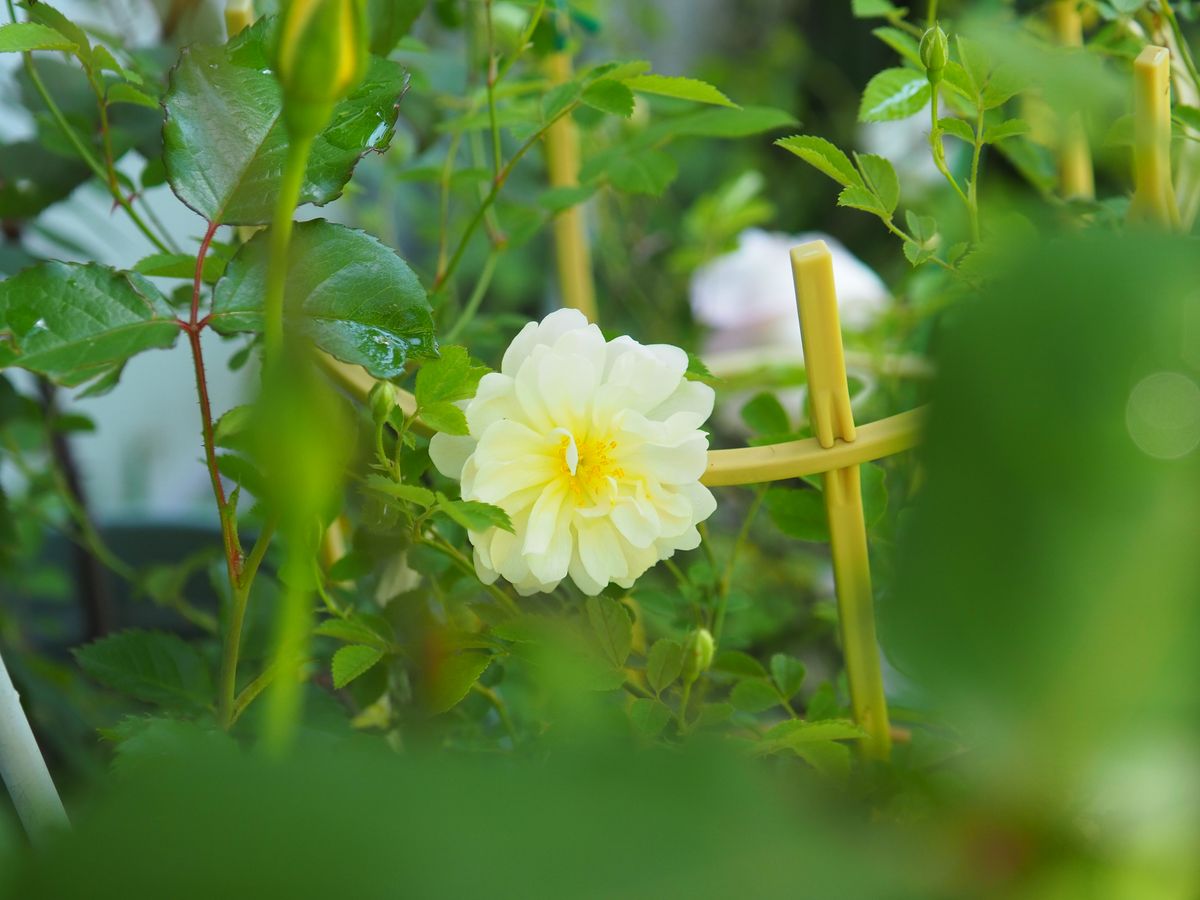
[{"x1": 555, "y1": 430, "x2": 623, "y2": 499}]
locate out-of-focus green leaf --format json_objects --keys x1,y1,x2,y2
[
  {"x1": 332, "y1": 645, "x2": 385, "y2": 689},
  {"x1": 73, "y1": 630, "x2": 213, "y2": 709},
  {"x1": 425, "y1": 651, "x2": 491, "y2": 713},
  {"x1": 586, "y1": 596, "x2": 633, "y2": 668},
  {"x1": 646, "y1": 639, "x2": 684, "y2": 695}
]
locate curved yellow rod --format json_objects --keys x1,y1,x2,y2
[
  {"x1": 319, "y1": 353, "x2": 926, "y2": 487},
  {"x1": 702, "y1": 407, "x2": 925, "y2": 487}
]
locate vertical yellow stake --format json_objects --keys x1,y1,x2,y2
[
  {"x1": 791, "y1": 242, "x2": 892, "y2": 760},
  {"x1": 1129, "y1": 45, "x2": 1180, "y2": 229},
  {"x1": 1048, "y1": 0, "x2": 1095, "y2": 200},
  {"x1": 225, "y1": 0, "x2": 254, "y2": 36},
  {"x1": 543, "y1": 50, "x2": 598, "y2": 323}
]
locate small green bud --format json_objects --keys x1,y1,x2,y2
[
  {"x1": 274, "y1": 0, "x2": 368, "y2": 137},
  {"x1": 920, "y1": 25, "x2": 949, "y2": 83},
  {"x1": 680, "y1": 628, "x2": 715, "y2": 686},
  {"x1": 368, "y1": 380, "x2": 397, "y2": 425}
]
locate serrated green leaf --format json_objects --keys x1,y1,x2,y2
[
  {"x1": 314, "y1": 617, "x2": 389, "y2": 646},
  {"x1": 581, "y1": 79, "x2": 635, "y2": 117},
  {"x1": 0, "y1": 21, "x2": 76, "y2": 52},
  {"x1": 436, "y1": 494, "x2": 515, "y2": 534},
  {"x1": 163, "y1": 17, "x2": 407, "y2": 224},
  {"x1": 859, "y1": 68, "x2": 929, "y2": 122},
  {"x1": 332, "y1": 644, "x2": 385, "y2": 689},
  {"x1": 0, "y1": 262, "x2": 179, "y2": 389},
  {"x1": 420, "y1": 401, "x2": 469, "y2": 435},
  {"x1": 904, "y1": 209, "x2": 937, "y2": 241},
  {"x1": 983, "y1": 118, "x2": 1030, "y2": 143},
  {"x1": 730, "y1": 678, "x2": 781, "y2": 713},
  {"x1": 775, "y1": 135, "x2": 861, "y2": 188},
  {"x1": 855, "y1": 153, "x2": 899, "y2": 216},
  {"x1": 770, "y1": 654, "x2": 807, "y2": 700},
  {"x1": 364, "y1": 474, "x2": 436, "y2": 508},
  {"x1": 133, "y1": 251, "x2": 226, "y2": 284},
  {"x1": 852, "y1": 0, "x2": 903, "y2": 17},
  {"x1": 871, "y1": 26, "x2": 920, "y2": 65},
  {"x1": 74, "y1": 629, "x2": 212, "y2": 708},
  {"x1": 622, "y1": 73, "x2": 735, "y2": 107},
  {"x1": 837, "y1": 185, "x2": 888, "y2": 216},
  {"x1": 21, "y1": 3, "x2": 88, "y2": 59},
  {"x1": 740, "y1": 392, "x2": 790, "y2": 436},
  {"x1": 938, "y1": 116, "x2": 974, "y2": 143},
  {"x1": 711, "y1": 649, "x2": 767, "y2": 679},
  {"x1": 107, "y1": 82, "x2": 158, "y2": 109},
  {"x1": 646, "y1": 639, "x2": 684, "y2": 695},
  {"x1": 758, "y1": 718, "x2": 866, "y2": 748},
  {"x1": 213, "y1": 404, "x2": 254, "y2": 450},
  {"x1": 415, "y1": 345, "x2": 488, "y2": 408},
  {"x1": 426, "y1": 651, "x2": 491, "y2": 713},
  {"x1": 646, "y1": 105, "x2": 796, "y2": 141},
  {"x1": 765, "y1": 486, "x2": 828, "y2": 542},
  {"x1": 210, "y1": 220, "x2": 435, "y2": 379},
  {"x1": 586, "y1": 596, "x2": 633, "y2": 668},
  {"x1": 629, "y1": 698, "x2": 672, "y2": 737}
]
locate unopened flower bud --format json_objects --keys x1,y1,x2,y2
[
  {"x1": 274, "y1": 0, "x2": 368, "y2": 137},
  {"x1": 368, "y1": 380, "x2": 397, "y2": 425},
  {"x1": 920, "y1": 25, "x2": 949, "y2": 84},
  {"x1": 680, "y1": 628, "x2": 715, "y2": 686}
]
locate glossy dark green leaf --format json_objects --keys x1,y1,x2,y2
[
  {"x1": 210, "y1": 220, "x2": 435, "y2": 378},
  {"x1": 367, "y1": 0, "x2": 426, "y2": 55},
  {"x1": 73, "y1": 629, "x2": 213, "y2": 709},
  {"x1": 0, "y1": 262, "x2": 179, "y2": 389},
  {"x1": 163, "y1": 17, "x2": 407, "y2": 224}
]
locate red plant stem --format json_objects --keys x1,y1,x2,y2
[{"x1": 185, "y1": 219, "x2": 242, "y2": 584}]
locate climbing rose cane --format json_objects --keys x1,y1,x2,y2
[{"x1": 430, "y1": 308, "x2": 718, "y2": 596}]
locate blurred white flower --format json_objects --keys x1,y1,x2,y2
[
  {"x1": 689, "y1": 229, "x2": 888, "y2": 357},
  {"x1": 430, "y1": 308, "x2": 717, "y2": 596}
]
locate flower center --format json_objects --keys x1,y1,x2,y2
[{"x1": 554, "y1": 429, "x2": 623, "y2": 498}]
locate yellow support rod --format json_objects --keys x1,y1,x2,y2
[
  {"x1": 543, "y1": 51, "x2": 598, "y2": 322},
  {"x1": 224, "y1": 0, "x2": 254, "y2": 36},
  {"x1": 791, "y1": 242, "x2": 892, "y2": 760},
  {"x1": 702, "y1": 407, "x2": 925, "y2": 487},
  {"x1": 1047, "y1": 1, "x2": 1094, "y2": 200},
  {"x1": 319, "y1": 352, "x2": 924, "y2": 486},
  {"x1": 1129, "y1": 45, "x2": 1180, "y2": 229}
]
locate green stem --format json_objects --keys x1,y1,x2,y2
[
  {"x1": 263, "y1": 132, "x2": 316, "y2": 365},
  {"x1": 444, "y1": 249, "x2": 498, "y2": 342},
  {"x1": 713, "y1": 488, "x2": 765, "y2": 648},
  {"x1": 967, "y1": 104, "x2": 984, "y2": 243},
  {"x1": 216, "y1": 521, "x2": 276, "y2": 729},
  {"x1": 431, "y1": 101, "x2": 582, "y2": 297},
  {"x1": 926, "y1": 0, "x2": 938, "y2": 27},
  {"x1": 484, "y1": 0, "x2": 503, "y2": 183},
  {"x1": 928, "y1": 88, "x2": 971, "y2": 210}
]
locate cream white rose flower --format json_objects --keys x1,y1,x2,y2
[{"x1": 429, "y1": 308, "x2": 717, "y2": 596}]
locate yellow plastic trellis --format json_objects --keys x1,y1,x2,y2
[{"x1": 1130, "y1": 45, "x2": 1181, "y2": 229}]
